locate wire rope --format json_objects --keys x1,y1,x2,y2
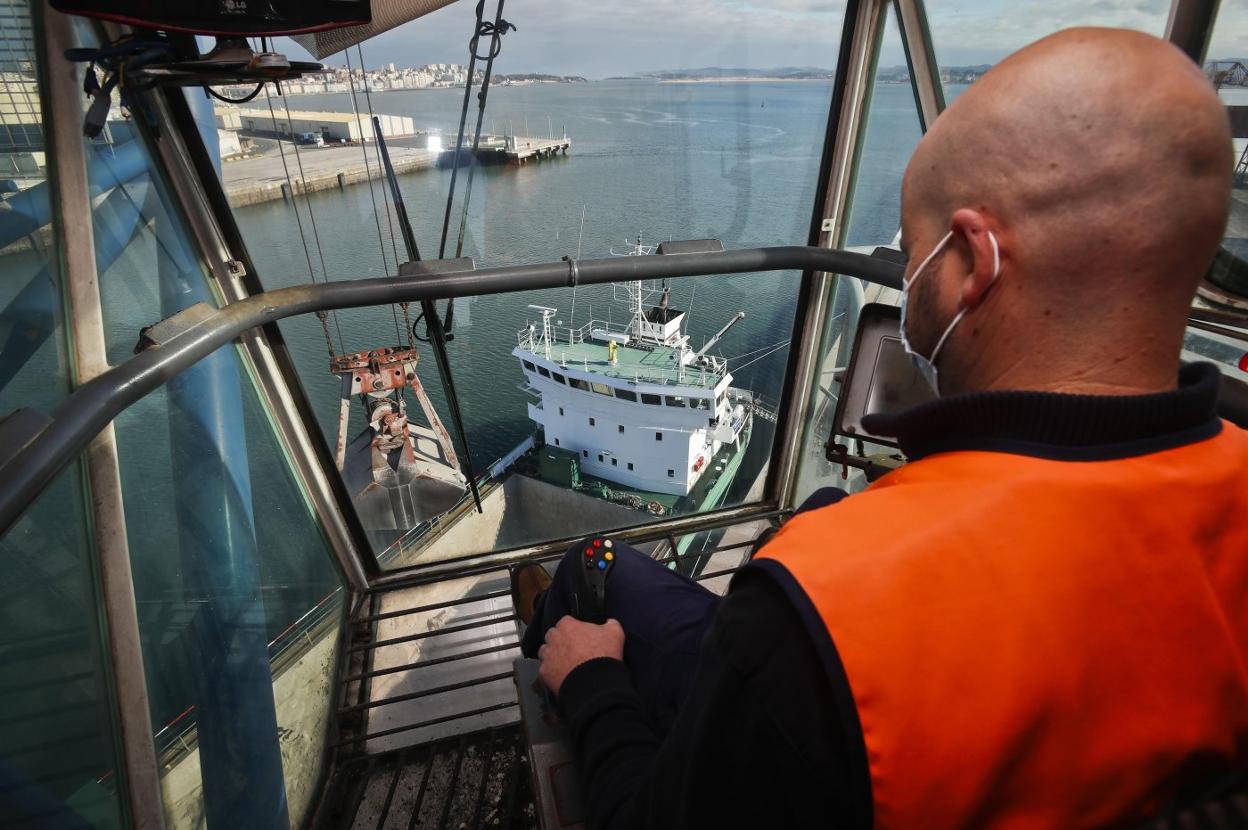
[
  {"x1": 356, "y1": 44, "x2": 403, "y2": 273},
  {"x1": 344, "y1": 49, "x2": 406, "y2": 348},
  {"x1": 264, "y1": 90, "x2": 343, "y2": 356},
  {"x1": 730, "y1": 341, "x2": 790, "y2": 374},
  {"x1": 280, "y1": 92, "x2": 346, "y2": 351}
]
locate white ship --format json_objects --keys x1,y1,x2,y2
[{"x1": 512, "y1": 236, "x2": 753, "y2": 517}]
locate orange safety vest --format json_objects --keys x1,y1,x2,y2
[{"x1": 757, "y1": 422, "x2": 1248, "y2": 829}]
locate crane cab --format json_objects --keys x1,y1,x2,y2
[{"x1": 1, "y1": 0, "x2": 1246, "y2": 827}]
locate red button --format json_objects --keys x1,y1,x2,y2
[
  {"x1": 592, "y1": 539, "x2": 602, "y2": 547},
  {"x1": 584, "y1": 548, "x2": 594, "y2": 557}
]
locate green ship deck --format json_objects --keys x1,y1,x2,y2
[{"x1": 517, "y1": 333, "x2": 728, "y2": 390}]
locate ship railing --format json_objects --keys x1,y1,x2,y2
[{"x1": 516, "y1": 317, "x2": 634, "y2": 352}]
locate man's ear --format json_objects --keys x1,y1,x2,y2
[{"x1": 950, "y1": 208, "x2": 1001, "y2": 310}]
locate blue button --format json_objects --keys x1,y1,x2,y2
[{"x1": 597, "y1": 560, "x2": 607, "y2": 570}]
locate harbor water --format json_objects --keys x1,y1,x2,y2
[{"x1": 234, "y1": 80, "x2": 927, "y2": 469}]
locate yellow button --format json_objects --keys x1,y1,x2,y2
[{"x1": 605, "y1": 552, "x2": 614, "y2": 561}]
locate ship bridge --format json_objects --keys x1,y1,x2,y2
[
  {"x1": 2, "y1": 0, "x2": 1247, "y2": 828},
  {"x1": 517, "y1": 319, "x2": 729, "y2": 390}
]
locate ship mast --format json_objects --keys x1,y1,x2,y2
[{"x1": 611, "y1": 232, "x2": 659, "y2": 342}]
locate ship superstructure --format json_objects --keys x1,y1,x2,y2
[{"x1": 513, "y1": 237, "x2": 751, "y2": 499}]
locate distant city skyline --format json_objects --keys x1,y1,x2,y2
[{"x1": 273, "y1": 0, "x2": 1248, "y2": 80}]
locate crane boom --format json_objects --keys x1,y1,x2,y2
[{"x1": 694, "y1": 311, "x2": 746, "y2": 359}]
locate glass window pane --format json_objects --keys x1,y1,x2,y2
[
  {"x1": 794, "y1": 4, "x2": 923, "y2": 504},
  {"x1": 69, "y1": 23, "x2": 347, "y2": 826},
  {"x1": 206, "y1": 1, "x2": 845, "y2": 566},
  {"x1": 924, "y1": 2, "x2": 1170, "y2": 102},
  {"x1": 0, "y1": 5, "x2": 126, "y2": 823},
  {"x1": 0, "y1": 460, "x2": 126, "y2": 827},
  {"x1": 0, "y1": 1, "x2": 69, "y2": 418},
  {"x1": 1192, "y1": 0, "x2": 1248, "y2": 379}
]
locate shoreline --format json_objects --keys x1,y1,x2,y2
[{"x1": 656, "y1": 76, "x2": 830, "y2": 84}]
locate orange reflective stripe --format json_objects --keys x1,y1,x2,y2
[{"x1": 760, "y1": 423, "x2": 1248, "y2": 829}]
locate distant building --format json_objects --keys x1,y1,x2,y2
[{"x1": 229, "y1": 106, "x2": 416, "y2": 142}]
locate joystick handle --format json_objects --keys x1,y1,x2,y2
[{"x1": 570, "y1": 536, "x2": 617, "y2": 624}]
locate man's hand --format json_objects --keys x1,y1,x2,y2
[{"x1": 538, "y1": 616, "x2": 625, "y2": 696}]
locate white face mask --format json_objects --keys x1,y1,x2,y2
[{"x1": 899, "y1": 229, "x2": 1000, "y2": 395}]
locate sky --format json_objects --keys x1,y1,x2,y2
[{"x1": 284, "y1": 0, "x2": 1248, "y2": 78}]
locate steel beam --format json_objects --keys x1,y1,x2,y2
[
  {"x1": 1166, "y1": 0, "x2": 1223, "y2": 65},
  {"x1": 894, "y1": 0, "x2": 946, "y2": 131}
]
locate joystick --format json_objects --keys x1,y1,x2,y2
[{"x1": 570, "y1": 536, "x2": 617, "y2": 624}]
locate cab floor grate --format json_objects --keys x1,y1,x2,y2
[{"x1": 318, "y1": 726, "x2": 537, "y2": 830}]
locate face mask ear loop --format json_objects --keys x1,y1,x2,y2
[
  {"x1": 906, "y1": 231, "x2": 953, "y2": 288},
  {"x1": 926, "y1": 230, "x2": 1002, "y2": 367},
  {"x1": 926, "y1": 307, "x2": 968, "y2": 366}
]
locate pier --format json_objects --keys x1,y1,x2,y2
[
  {"x1": 502, "y1": 135, "x2": 573, "y2": 163},
  {"x1": 437, "y1": 134, "x2": 573, "y2": 166},
  {"x1": 221, "y1": 134, "x2": 572, "y2": 207}
]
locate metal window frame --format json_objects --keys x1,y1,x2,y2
[
  {"x1": 773, "y1": 0, "x2": 892, "y2": 510},
  {"x1": 34, "y1": 6, "x2": 163, "y2": 828},
  {"x1": 1166, "y1": 0, "x2": 1223, "y2": 65},
  {"x1": 894, "y1": 0, "x2": 945, "y2": 131}
]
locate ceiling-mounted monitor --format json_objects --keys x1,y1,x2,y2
[{"x1": 49, "y1": 0, "x2": 372, "y2": 36}]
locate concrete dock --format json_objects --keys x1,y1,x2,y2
[
  {"x1": 221, "y1": 134, "x2": 572, "y2": 208},
  {"x1": 222, "y1": 141, "x2": 437, "y2": 207},
  {"x1": 500, "y1": 135, "x2": 572, "y2": 163}
]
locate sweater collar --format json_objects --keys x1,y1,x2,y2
[{"x1": 860, "y1": 362, "x2": 1224, "y2": 462}]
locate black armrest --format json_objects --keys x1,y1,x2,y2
[{"x1": 1216, "y1": 371, "x2": 1248, "y2": 428}]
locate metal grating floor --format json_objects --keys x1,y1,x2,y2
[
  {"x1": 321, "y1": 726, "x2": 536, "y2": 830},
  {"x1": 321, "y1": 514, "x2": 777, "y2": 828}
]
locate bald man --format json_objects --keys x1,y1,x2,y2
[{"x1": 513, "y1": 28, "x2": 1248, "y2": 829}]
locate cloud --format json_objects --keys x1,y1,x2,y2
[
  {"x1": 914, "y1": 0, "x2": 1172, "y2": 65},
  {"x1": 1208, "y1": 0, "x2": 1248, "y2": 60},
  {"x1": 298, "y1": 0, "x2": 848, "y2": 77},
  {"x1": 289, "y1": 0, "x2": 1235, "y2": 77}
]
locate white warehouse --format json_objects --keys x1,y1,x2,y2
[{"x1": 225, "y1": 107, "x2": 416, "y2": 143}]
